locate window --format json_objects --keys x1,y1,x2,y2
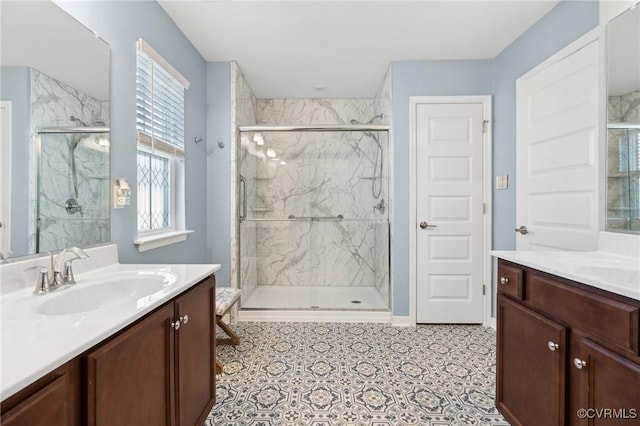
[{"x1": 134, "y1": 39, "x2": 191, "y2": 251}]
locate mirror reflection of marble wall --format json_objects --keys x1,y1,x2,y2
[
  {"x1": 606, "y1": 4, "x2": 640, "y2": 234},
  {"x1": 0, "y1": 0, "x2": 110, "y2": 258},
  {"x1": 32, "y1": 69, "x2": 110, "y2": 254}
]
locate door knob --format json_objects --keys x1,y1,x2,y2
[
  {"x1": 419, "y1": 221, "x2": 437, "y2": 229},
  {"x1": 515, "y1": 225, "x2": 528, "y2": 235},
  {"x1": 547, "y1": 341, "x2": 559, "y2": 351}
]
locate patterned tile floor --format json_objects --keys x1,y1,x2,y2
[{"x1": 206, "y1": 322, "x2": 509, "y2": 426}]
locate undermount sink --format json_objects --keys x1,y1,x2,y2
[{"x1": 36, "y1": 271, "x2": 177, "y2": 315}]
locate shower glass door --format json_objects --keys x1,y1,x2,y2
[{"x1": 238, "y1": 129, "x2": 389, "y2": 310}]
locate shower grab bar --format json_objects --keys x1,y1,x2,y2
[
  {"x1": 287, "y1": 214, "x2": 344, "y2": 221},
  {"x1": 238, "y1": 124, "x2": 389, "y2": 132},
  {"x1": 239, "y1": 175, "x2": 247, "y2": 221},
  {"x1": 242, "y1": 218, "x2": 388, "y2": 223}
]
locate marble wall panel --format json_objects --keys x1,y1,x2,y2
[
  {"x1": 29, "y1": 69, "x2": 109, "y2": 253},
  {"x1": 254, "y1": 220, "x2": 376, "y2": 287},
  {"x1": 231, "y1": 62, "x2": 258, "y2": 298}
]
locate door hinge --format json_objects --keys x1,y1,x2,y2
[
  {"x1": 483, "y1": 203, "x2": 486, "y2": 214},
  {"x1": 482, "y1": 284, "x2": 486, "y2": 295},
  {"x1": 482, "y1": 120, "x2": 489, "y2": 134}
]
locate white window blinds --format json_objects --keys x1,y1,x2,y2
[{"x1": 136, "y1": 39, "x2": 189, "y2": 156}]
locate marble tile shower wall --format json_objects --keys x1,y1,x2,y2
[
  {"x1": 239, "y1": 99, "x2": 390, "y2": 289},
  {"x1": 231, "y1": 62, "x2": 259, "y2": 301},
  {"x1": 29, "y1": 69, "x2": 109, "y2": 253},
  {"x1": 607, "y1": 91, "x2": 640, "y2": 231}
]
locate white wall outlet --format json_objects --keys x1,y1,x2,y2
[
  {"x1": 113, "y1": 181, "x2": 131, "y2": 209},
  {"x1": 495, "y1": 175, "x2": 509, "y2": 190}
]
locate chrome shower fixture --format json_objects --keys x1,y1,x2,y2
[{"x1": 350, "y1": 114, "x2": 384, "y2": 199}]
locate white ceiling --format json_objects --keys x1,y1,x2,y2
[
  {"x1": 0, "y1": 0, "x2": 110, "y2": 101},
  {"x1": 159, "y1": 0, "x2": 559, "y2": 99}
]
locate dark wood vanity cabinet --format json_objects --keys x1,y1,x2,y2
[
  {"x1": 86, "y1": 275, "x2": 216, "y2": 426},
  {"x1": 496, "y1": 259, "x2": 640, "y2": 426},
  {"x1": 1, "y1": 275, "x2": 215, "y2": 426},
  {"x1": 0, "y1": 359, "x2": 82, "y2": 426},
  {"x1": 497, "y1": 296, "x2": 566, "y2": 425}
]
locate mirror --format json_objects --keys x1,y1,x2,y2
[
  {"x1": 0, "y1": 0, "x2": 110, "y2": 259},
  {"x1": 606, "y1": 4, "x2": 640, "y2": 234}
]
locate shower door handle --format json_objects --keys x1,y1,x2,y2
[{"x1": 239, "y1": 175, "x2": 247, "y2": 221}]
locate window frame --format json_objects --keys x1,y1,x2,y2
[{"x1": 134, "y1": 39, "x2": 190, "y2": 251}]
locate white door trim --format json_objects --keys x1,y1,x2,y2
[{"x1": 409, "y1": 95, "x2": 493, "y2": 327}]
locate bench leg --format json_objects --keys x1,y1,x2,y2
[
  {"x1": 216, "y1": 314, "x2": 240, "y2": 346},
  {"x1": 215, "y1": 357, "x2": 224, "y2": 375}
]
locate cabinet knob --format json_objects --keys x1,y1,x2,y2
[
  {"x1": 547, "y1": 341, "x2": 559, "y2": 351},
  {"x1": 573, "y1": 358, "x2": 587, "y2": 369},
  {"x1": 180, "y1": 315, "x2": 189, "y2": 325},
  {"x1": 171, "y1": 320, "x2": 181, "y2": 331},
  {"x1": 500, "y1": 277, "x2": 509, "y2": 285}
]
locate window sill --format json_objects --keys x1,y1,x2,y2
[{"x1": 134, "y1": 230, "x2": 194, "y2": 252}]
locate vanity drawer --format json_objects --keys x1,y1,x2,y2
[
  {"x1": 497, "y1": 261, "x2": 524, "y2": 300},
  {"x1": 527, "y1": 272, "x2": 640, "y2": 354}
]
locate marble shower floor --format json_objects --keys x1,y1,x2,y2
[
  {"x1": 241, "y1": 286, "x2": 389, "y2": 310},
  {"x1": 207, "y1": 322, "x2": 508, "y2": 426}
]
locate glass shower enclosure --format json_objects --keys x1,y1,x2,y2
[{"x1": 238, "y1": 126, "x2": 390, "y2": 311}]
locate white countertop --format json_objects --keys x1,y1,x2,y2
[
  {"x1": 0, "y1": 262, "x2": 220, "y2": 400},
  {"x1": 492, "y1": 250, "x2": 640, "y2": 301}
]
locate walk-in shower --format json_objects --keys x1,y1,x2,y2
[
  {"x1": 237, "y1": 123, "x2": 390, "y2": 311},
  {"x1": 36, "y1": 123, "x2": 110, "y2": 253}
]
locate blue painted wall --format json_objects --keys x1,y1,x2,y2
[
  {"x1": 0, "y1": 67, "x2": 30, "y2": 257},
  {"x1": 390, "y1": 60, "x2": 494, "y2": 316},
  {"x1": 57, "y1": 1, "x2": 209, "y2": 264},
  {"x1": 390, "y1": 0, "x2": 599, "y2": 317},
  {"x1": 206, "y1": 62, "x2": 232, "y2": 287},
  {"x1": 492, "y1": 0, "x2": 599, "y2": 250}
]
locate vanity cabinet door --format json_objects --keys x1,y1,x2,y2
[
  {"x1": 85, "y1": 304, "x2": 176, "y2": 426},
  {"x1": 0, "y1": 359, "x2": 81, "y2": 426},
  {"x1": 497, "y1": 295, "x2": 567, "y2": 426},
  {"x1": 174, "y1": 276, "x2": 215, "y2": 426},
  {"x1": 573, "y1": 338, "x2": 640, "y2": 425}
]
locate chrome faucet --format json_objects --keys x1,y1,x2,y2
[
  {"x1": 25, "y1": 247, "x2": 89, "y2": 295},
  {"x1": 53, "y1": 247, "x2": 89, "y2": 286}
]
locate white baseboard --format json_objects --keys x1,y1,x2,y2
[
  {"x1": 485, "y1": 317, "x2": 497, "y2": 330},
  {"x1": 237, "y1": 310, "x2": 392, "y2": 323},
  {"x1": 391, "y1": 315, "x2": 414, "y2": 327}
]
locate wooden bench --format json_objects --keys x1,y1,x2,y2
[{"x1": 215, "y1": 287, "x2": 241, "y2": 375}]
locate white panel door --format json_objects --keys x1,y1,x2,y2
[
  {"x1": 516, "y1": 37, "x2": 600, "y2": 251},
  {"x1": 0, "y1": 102, "x2": 11, "y2": 258},
  {"x1": 416, "y1": 103, "x2": 484, "y2": 323}
]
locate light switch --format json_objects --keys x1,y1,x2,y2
[{"x1": 495, "y1": 175, "x2": 508, "y2": 190}]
